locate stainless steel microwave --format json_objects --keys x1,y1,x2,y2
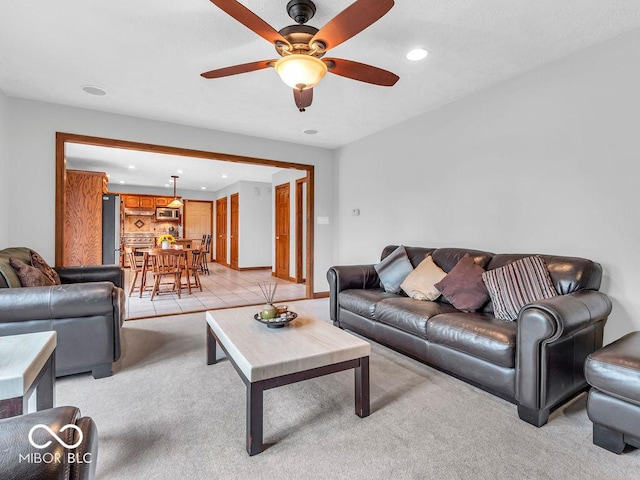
[{"x1": 156, "y1": 207, "x2": 180, "y2": 221}]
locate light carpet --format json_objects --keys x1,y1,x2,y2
[{"x1": 56, "y1": 299, "x2": 640, "y2": 479}]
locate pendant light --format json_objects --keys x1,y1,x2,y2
[{"x1": 167, "y1": 175, "x2": 183, "y2": 208}]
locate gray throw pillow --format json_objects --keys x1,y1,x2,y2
[{"x1": 374, "y1": 245, "x2": 414, "y2": 294}]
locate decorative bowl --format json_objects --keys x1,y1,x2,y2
[{"x1": 254, "y1": 311, "x2": 297, "y2": 328}]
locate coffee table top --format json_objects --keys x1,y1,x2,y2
[
  {"x1": 206, "y1": 305, "x2": 370, "y2": 382},
  {"x1": 0, "y1": 331, "x2": 57, "y2": 400}
]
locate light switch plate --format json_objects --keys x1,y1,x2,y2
[{"x1": 317, "y1": 216, "x2": 329, "y2": 225}]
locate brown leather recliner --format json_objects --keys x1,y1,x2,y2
[
  {"x1": 0, "y1": 406, "x2": 98, "y2": 480},
  {"x1": 0, "y1": 247, "x2": 125, "y2": 378}
]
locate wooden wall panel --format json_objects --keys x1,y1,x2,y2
[{"x1": 63, "y1": 170, "x2": 105, "y2": 266}]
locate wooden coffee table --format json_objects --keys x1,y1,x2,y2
[{"x1": 205, "y1": 305, "x2": 371, "y2": 456}]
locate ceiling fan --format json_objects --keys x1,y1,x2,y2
[{"x1": 201, "y1": 0, "x2": 399, "y2": 111}]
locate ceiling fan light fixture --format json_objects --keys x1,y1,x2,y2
[{"x1": 274, "y1": 54, "x2": 327, "y2": 90}]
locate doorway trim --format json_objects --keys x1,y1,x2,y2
[{"x1": 55, "y1": 132, "x2": 315, "y2": 299}]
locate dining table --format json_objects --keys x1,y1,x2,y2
[{"x1": 138, "y1": 246, "x2": 198, "y2": 298}]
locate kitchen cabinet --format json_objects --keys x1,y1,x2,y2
[
  {"x1": 139, "y1": 197, "x2": 155, "y2": 209},
  {"x1": 155, "y1": 196, "x2": 171, "y2": 206},
  {"x1": 123, "y1": 194, "x2": 155, "y2": 209},
  {"x1": 123, "y1": 195, "x2": 140, "y2": 208}
]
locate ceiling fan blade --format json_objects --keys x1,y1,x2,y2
[
  {"x1": 209, "y1": 0, "x2": 291, "y2": 47},
  {"x1": 310, "y1": 0, "x2": 394, "y2": 50},
  {"x1": 293, "y1": 88, "x2": 313, "y2": 110},
  {"x1": 324, "y1": 58, "x2": 399, "y2": 86},
  {"x1": 201, "y1": 60, "x2": 276, "y2": 79}
]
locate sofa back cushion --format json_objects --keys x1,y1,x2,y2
[
  {"x1": 431, "y1": 248, "x2": 494, "y2": 272},
  {"x1": 381, "y1": 246, "x2": 435, "y2": 268}
]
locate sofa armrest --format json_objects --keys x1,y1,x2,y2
[
  {"x1": 327, "y1": 264, "x2": 380, "y2": 322},
  {"x1": 55, "y1": 264, "x2": 124, "y2": 289},
  {"x1": 516, "y1": 290, "x2": 612, "y2": 416},
  {"x1": 0, "y1": 282, "x2": 122, "y2": 322}
]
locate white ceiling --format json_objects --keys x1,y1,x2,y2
[
  {"x1": 2, "y1": 1, "x2": 640, "y2": 150},
  {"x1": 65, "y1": 143, "x2": 286, "y2": 192}
]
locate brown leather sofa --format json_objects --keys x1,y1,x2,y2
[
  {"x1": 0, "y1": 406, "x2": 98, "y2": 480},
  {"x1": 0, "y1": 247, "x2": 125, "y2": 378},
  {"x1": 328, "y1": 246, "x2": 612, "y2": 427}
]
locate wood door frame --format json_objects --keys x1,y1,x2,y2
[
  {"x1": 230, "y1": 193, "x2": 239, "y2": 270},
  {"x1": 295, "y1": 178, "x2": 306, "y2": 283},
  {"x1": 55, "y1": 132, "x2": 316, "y2": 299}
]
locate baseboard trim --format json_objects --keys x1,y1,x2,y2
[
  {"x1": 236, "y1": 266, "x2": 271, "y2": 271},
  {"x1": 312, "y1": 291, "x2": 330, "y2": 299}
]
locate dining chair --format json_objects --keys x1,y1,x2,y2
[
  {"x1": 200, "y1": 234, "x2": 212, "y2": 274},
  {"x1": 149, "y1": 249, "x2": 186, "y2": 300},
  {"x1": 184, "y1": 249, "x2": 204, "y2": 294},
  {"x1": 124, "y1": 246, "x2": 143, "y2": 297}
]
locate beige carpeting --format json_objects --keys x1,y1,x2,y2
[{"x1": 56, "y1": 299, "x2": 640, "y2": 479}]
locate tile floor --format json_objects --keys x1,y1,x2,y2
[{"x1": 124, "y1": 262, "x2": 307, "y2": 320}]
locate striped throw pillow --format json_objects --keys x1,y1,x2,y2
[{"x1": 482, "y1": 255, "x2": 558, "y2": 321}]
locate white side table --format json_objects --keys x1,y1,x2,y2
[{"x1": 0, "y1": 331, "x2": 57, "y2": 419}]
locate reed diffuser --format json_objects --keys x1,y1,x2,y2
[{"x1": 258, "y1": 281, "x2": 279, "y2": 319}]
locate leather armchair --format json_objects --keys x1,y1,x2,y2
[
  {"x1": 0, "y1": 406, "x2": 98, "y2": 480},
  {"x1": 0, "y1": 248, "x2": 125, "y2": 378}
]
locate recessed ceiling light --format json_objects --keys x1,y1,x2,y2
[
  {"x1": 221, "y1": 174, "x2": 228, "y2": 178},
  {"x1": 164, "y1": 184, "x2": 170, "y2": 187},
  {"x1": 81, "y1": 85, "x2": 107, "y2": 96},
  {"x1": 119, "y1": 180, "x2": 125, "y2": 184},
  {"x1": 177, "y1": 170, "x2": 183, "y2": 174},
  {"x1": 406, "y1": 48, "x2": 428, "y2": 61},
  {"x1": 128, "y1": 165, "x2": 135, "y2": 169},
  {"x1": 201, "y1": 186, "x2": 207, "y2": 190},
  {"x1": 304, "y1": 129, "x2": 318, "y2": 135}
]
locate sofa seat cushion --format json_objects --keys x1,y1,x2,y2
[
  {"x1": 339, "y1": 288, "x2": 399, "y2": 320},
  {"x1": 426, "y1": 312, "x2": 517, "y2": 368},
  {"x1": 375, "y1": 297, "x2": 459, "y2": 339}
]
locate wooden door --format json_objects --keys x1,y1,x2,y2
[
  {"x1": 230, "y1": 193, "x2": 239, "y2": 270},
  {"x1": 63, "y1": 170, "x2": 106, "y2": 266},
  {"x1": 184, "y1": 200, "x2": 213, "y2": 252},
  {"x1": 216, "y1": 197, "x2": 227, "y2": 266},
  {"x1": 274, "y1": 183, "x2": 290, "y2": 280}
]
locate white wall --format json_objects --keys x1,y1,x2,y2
[
  {"x1": 0, "y1": 90, "x2": 9, "y2": 247},
  {"x1": 335, "y1": 28, "x2": 640, "y2": 343},
  {"x1": 5, "y1": 98, "x2": 335, "y2": 293},
  {"x1": 238, "y1": 181, "x2": 272, "y2": 268},
  {"x1": 212, "y1": 181, "x2": 272, "y2": 268}
]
